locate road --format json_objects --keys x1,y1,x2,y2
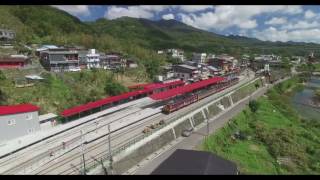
[{"x1": 133, "y1": 77, "x2": 289, "y2": 175}]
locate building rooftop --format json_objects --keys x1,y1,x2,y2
[
  {"x1": 43, "y1": 51, "x2": 78, "y2": 55},
  {"x1": 25, "y1": 75, "x2": 44, "y2": 80},
  {"x1": 0, "y1": 104, "x2": 39, "y2": 116},
  {"x1": 175, "y1": 64, "x2": 198, "y2": 70},
  {"x1": 151, "y1": 149, "x2": 238, "y2": 175},
  {"x1": 0, "y1": 57, "x2": 29, "y2": 63}
]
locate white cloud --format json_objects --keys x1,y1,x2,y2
[
  {"x1": 280, "y1": 20, "x2": 320, "y2": 30},
  {"x1": 177, "y1": 5, "x2": 303, "y2": 31},
  {"x1": 304, "y1": 10, "x2": 316, "y2": 19},
  {"x1": 104, "y1": 6, "x2": 170, "y2": 20},
  {"x1": 265, "y1": 17, "x2": 287, "y2": 25},
  {"x1": 162, "y1": 14, "x2": 175, "y2": 20},
  {"x1": 176, "y1": 5, "x2": 214, "y2": 12},
  {"x1": 52, "y1": 5, "x2": 91, "y2": 16},
  {"x1": 252, "y1": 26, "x2": 320, "y2": 43}
]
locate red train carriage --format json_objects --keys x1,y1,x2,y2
[
  {"x1": 162, "y1": 94, "x2": 198, "y2": 114},
  {"x1": 152, "y1": 77, "x2": 239, "y2": 114}
]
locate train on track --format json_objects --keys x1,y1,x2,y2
[{"x1": 161, "y1": 77, "x2": 239, "y2": 114}]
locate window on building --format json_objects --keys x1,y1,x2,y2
[
  {"x1": 7, "y1": 119, "x2": 16, "y2": 126},
  {"x1": 26, "y1": 114, "x2": 32, "y2": 120}
]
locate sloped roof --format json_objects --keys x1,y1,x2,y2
[
  {"x1": 151, "y1": 149, "x2": 238, "y2": 175},
  {"x1": 150, "y1": 76, "x2": 225, "y2": 100},
  {"x1": 0, "y1": 104, "x2": 39, "y2": 116}
]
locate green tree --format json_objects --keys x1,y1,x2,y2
[
  {"x1": 104, "y1": 76, "x2": 128, "y2": 96},
  {"x1": 249, "y1": 100, "x2": 259, "y2": 113}
]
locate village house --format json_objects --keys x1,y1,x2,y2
[
  {"x1": 35, "y1": 45, "x2": 60, "y2": 56},
  {"x1": 192, "y1": 53, "x2": 207, "y2": 64},
  {"x1": 0, "y1": 104, "x2": 40, "y2": 142},
  {"x1": 251, "y1": 54, "x2": 282, "y2": 70},
  {"x1": 100, "y1": 52, "x2": 126, "y2": 70},
  {"x1": 40, "y1": 50, "x2": 81, "y2": 72},
  {"x1": 291, "y1": 56, "x2": 304, "y2": 65},
  {"x1": 78, "y1": 49, "x2": 101, "y2": 69},
  {"x1": 0, "y1": 56, "x2": 31, "y2": 69},
  {"x1": 0, "y1": 28, "x2": 15, "y2": 44},
  {"x1": 157, "y1": 50, "x2": 164, "y2": 54},
  {"x1": 173, "y1": 64, "x2": 200, "y2": 82},
  {"x1": 208, "y1": 54, "x2": 237, "y2": 72},
  {"x1": 126, "y1": 59, "x2": 138, "y2": 68},
  {"x1": 167, "y1": 49, "x2": 185, "y2": 62},
  {"x1": 207, "y1": 66, "x2": 222, "y2": 76}
]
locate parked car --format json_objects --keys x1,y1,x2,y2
[{"x1": 181, "y1": 127, "x2": 194, "y2": 137}]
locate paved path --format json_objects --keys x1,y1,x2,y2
[{"x1": 133, "y1": 78, "x2": 288, "y2": 175}]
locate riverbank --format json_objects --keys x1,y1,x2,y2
[{"x1": 202, "y1": 76, "x2": 320, "y2": 174}]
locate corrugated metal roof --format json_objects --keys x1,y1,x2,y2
[
  {"x1": 60, "y1": 80, "x2": 184, "y2": 117},
  {"x1": 150, "y1": 77, "x2": 225, "y2": 100},
  {"x1": 0, "y1": 104, "x2": 39, "y2": 116},
  {"x1": 60, "y1": 89, "x2": 151, "y2": 117}
]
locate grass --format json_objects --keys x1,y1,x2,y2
[
  {"x1": 202, "y1": 76, "x2": 320, "y2": 174},
  {"x1": 0, "y1": 68, "x2": 147, "y2": 115}
]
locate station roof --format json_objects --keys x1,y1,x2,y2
[
  {"x1": 150, "y1": 76, "x2": 225, "y2": 100},
  {"x1": 143, "y1": 80, "x2": 184, "y2": 91},
  {"x1": 61, "y1": 80, "x2": 184, "y2": 118},
  {"x1": 0, "y1": 104, "x2": 39, "y2": 116},
  {"x1": 128, "y1": 80, "x2": 184, "y2": 90},
  {"x1": 60, "y1": 89, "x2": 151, "y2": 117}
]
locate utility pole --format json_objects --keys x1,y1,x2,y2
[
  {"x1": 108, "y1": 124, "x2": 113, "y2": 175},
  {"x1": 205, "y1": 114, "x2": 209, "y2": 138}
]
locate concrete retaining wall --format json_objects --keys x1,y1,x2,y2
[
  {"x1": 113, "y1": 129, "x2": 175, "y2": 174},
  {"x1": 220, "y1": 96, "x2": 232, "y2": 108},
  {"x1": 207, "y1": 102, "x2": 222, "y2": 118},
  {"x1": 193, "y1": 112, "x2": 205, "y2": 127},
  {"x1": 173, "y1": 119, "x2": 193, "y2": 138}
]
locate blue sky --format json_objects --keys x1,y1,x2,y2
[{"x1": 53, "y1": 5, "x2": 320, "y2": 43}]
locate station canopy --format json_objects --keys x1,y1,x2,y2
[{"x1": 150, "y1": 77, "x2": 225, "y2": 100}]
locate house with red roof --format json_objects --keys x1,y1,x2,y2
[{"x1": 0, "y1": 104, "x2": 40, "y2": 142}]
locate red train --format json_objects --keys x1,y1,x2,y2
[{"x1": 162, "y1": 77, "x2": 239, "y2": 114}]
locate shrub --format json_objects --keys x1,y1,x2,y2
[{"x1": 249, "y1": 100, "x2": 259, "y2": 113}]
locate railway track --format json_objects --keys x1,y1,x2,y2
[
  {"x1": 0, "y1": 106, "x2": 148, "y2": 174},
  {"x1": 31, "y1": 111, "x2": 163, "y2": 175},
  {"x1": 2, "y1": 108, "x2": 162, "y2": 175}
]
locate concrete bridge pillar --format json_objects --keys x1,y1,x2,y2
[
  {"x1": 171, "y1": 128, "x2": 177, "y2": 139},
  {"x1": 229, "y1": 95, "x2": 234, "y2": 106}
]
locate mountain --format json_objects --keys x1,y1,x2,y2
[{"x1": 1, "y1": 5, "x2": 320, "y2": 58}]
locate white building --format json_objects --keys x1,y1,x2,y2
[
  {"x1": 0, "y1": 104, "x2": 40, "y2": 142},
  {"x1": 157, "y1": 50, "x2": 164, "y2": 54},
  {"x1": 192, "y1": 53, "x2": 207, "y2": 64},
  {"x1": 168, "y1": 49, "x2": 185, "y2": 62},
  {"x1": 86, "y1": 49, "x2": 100, "y2": 69}
]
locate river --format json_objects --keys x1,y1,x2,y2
[{"x1": 291, "y1": 76, "x2": 320, "y2": 120}]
